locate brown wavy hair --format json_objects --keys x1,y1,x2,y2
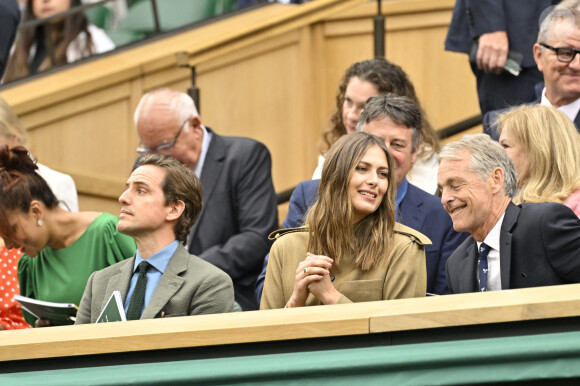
[
  {"x1": 320, "y1": 58, "x2": 439, "y2": 160},
  {"x1": 306, "y1": 132, "x2": 396, "y2": 271},
  {"x1": 4, "y1": 0, "x2": 93, "y2": 82}
]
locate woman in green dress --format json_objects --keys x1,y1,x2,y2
[{"x1": 0, "y1": 146, "x2": 136, "y2": 326}]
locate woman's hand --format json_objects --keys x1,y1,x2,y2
[
  {"x1": 286, "y1": 252, "x2": 333, "y2": 308},
  {"x1": 306, "y1": 253, "x2": 341, "y2": 305}
]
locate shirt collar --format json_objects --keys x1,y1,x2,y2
[
  {"x1": 134, "y1": 240, "x2": 179, "y2": 274},
  {"x1": 193, "y1": 125, "x2": 212, "y2": 178},
  {"x1": 540, "y1": 87, "x2": 580, "y2": 122},
  {"x1": 477, "y1": 213, "x2": 505, "y2": 252},
  {"x1": 395, "y1": 177, "x2": 408, "y2": 207},
  {"x1": 394, "y1": 178, "x2": 408, "y2": 222}
]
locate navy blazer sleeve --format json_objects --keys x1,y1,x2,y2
[{"x1": 465, "y1": 0, "x2": 506, "y2": 38}]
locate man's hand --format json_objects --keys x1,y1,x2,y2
[{"x1": 476, "y1": 31, "x2": 509, "y2": 74}]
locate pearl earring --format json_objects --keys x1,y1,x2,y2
[{"x1": 37, "y1": 219, "x2": 43, "y2": 227}]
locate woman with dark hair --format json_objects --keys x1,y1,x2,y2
[
  {"x1": 0, "y1": 146, "x2": 135, "y2": 326},
  {"x1": 261, "y1": 132, "x2": 429, "y2": 309},
  {"x1": 3, "y1": 0, "x2": 115, "y2": 82},
  {"x1": 314, "y1": 58, "x2": 441, "y2": 194}
]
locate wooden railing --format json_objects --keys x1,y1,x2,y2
[{"x1": 2, "y1": 284, "x2": 580, "y2": 364}]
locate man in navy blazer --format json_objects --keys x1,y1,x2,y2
[
  {"x1": 439, "y1": 134, "x2": 580, "y2": 293},
  {"x1": 445, "y1": 0, "x2": 553, "y2": 116},
  {"x1": 483, "y1": 5, "x2": 580, "y2": 140},
  {"x1": 256, "y1": 95, "x2": 467, "y2": 301},
  {"x1": 134, "y1": 89, "x2": 278, "y2": 311}
]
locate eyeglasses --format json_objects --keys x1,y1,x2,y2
[
  {"x1": 540, "y1": 43, "x2": 580, "y2": 63},
  {"x1": 136, "y1": 118, "x2": 189, "y2": 155}
]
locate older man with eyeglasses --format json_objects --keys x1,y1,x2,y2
[
  {"x1": 133, "y1": 88, "x2": 278, "y2": 311},
  {"x1": 484, "y1": 4, "x2": 580, "y2": 139}
]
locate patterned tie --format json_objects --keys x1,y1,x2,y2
[
  {"x1": 477, "y1": 243, "x2": 492, "y2": 292},
  {"x1": 126, "y1": 261, "x2": 150, "y2": 320}
]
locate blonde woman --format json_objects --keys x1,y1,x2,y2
[
  {"x1": 497, "y1": 104, "x2": 580, "y2": 216},
  {"x1": 261, "y1": 132, "x2": 429, "y2": 309}
]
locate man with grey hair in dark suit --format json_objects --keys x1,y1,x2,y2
[
  {"x1": 438, "y1": 134, "x2": 580, "y2": 294},
  {"x1": 76, "y1": 154, "x2": 234, "y2": 323}
]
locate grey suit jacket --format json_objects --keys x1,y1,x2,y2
[
  {"x1": 75, "y1": 245, "x2": 234, "y2": 324},
  {"x1": 446, "y1": 202, "x2": 580, "y2": 294}
]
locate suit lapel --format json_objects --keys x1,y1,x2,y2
[
  {"x1": 499, "y1": 202, "x2": 519, "y2": 289},
  {"x1": 460, "y1": 240, "x2": 479, "y2": 292},
  {"x1": 141, "y1": 246, "x2": 187, "y2": 319},
  {"x1": 101, "y1": 256, "x2": 136, "y2": 311},
  {"x1": 189, "y1": 128, "x2": 225, "y2": 241},
  {"x1": 398, "y1": 184, "x2": 424, "y2": 230}
]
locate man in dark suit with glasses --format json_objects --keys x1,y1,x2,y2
[{"x1": 133, "y1": 88, "x2": 278, "y2": 311}]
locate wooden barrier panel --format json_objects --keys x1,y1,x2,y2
[
  {"x1": 0, "y1": 0, "x2": 478, "y2": 218},
  {"x1": 2, "y1": 284, "x2": 580, "y2": 363}
]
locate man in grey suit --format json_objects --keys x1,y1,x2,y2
[
  {"x1": 132, "y1": 89, "x2": 277, "y2": 311},
  {"x1": 438, "y1": 134, "x2": 580, "y2": 294},
  {"x1": 76, "y1": 154, "x2": 234, "y2": 323}
]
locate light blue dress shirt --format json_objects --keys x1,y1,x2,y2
[{"x1": 123, "y1": 240, "x2": 179, "y2": 317}]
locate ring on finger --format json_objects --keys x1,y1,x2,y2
[{"x1": 304, "y1": 267, "x2": 309, "y2": 275}]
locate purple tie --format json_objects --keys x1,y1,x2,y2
[{"x1": 478, "y1": 243, "x2": 491, "y2": 292}]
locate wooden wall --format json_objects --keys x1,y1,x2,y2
[{"x1": 0, "y1": 0, "x2": 479, "y2": 218}]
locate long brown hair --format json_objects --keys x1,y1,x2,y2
[
  {"x1": 4, "y1": 0, "x2": 93, "y2": 81},
  {"x1": 306, "y1": 132, "x2": 396, "y2": 271},
  {"x1": 320, "y1": 58, "x2": 439, "y2": 159}
]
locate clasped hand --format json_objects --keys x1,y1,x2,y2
[{"x1": 286, "y1": 252, "x2": 341, "y2": 307}]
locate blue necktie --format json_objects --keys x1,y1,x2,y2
[
  {"x1": 126, "y1": 261, "x2": 150, "y2": 320},
  {"x1": 477, "y1": 243, "x2": 492, "y2": 292}
]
